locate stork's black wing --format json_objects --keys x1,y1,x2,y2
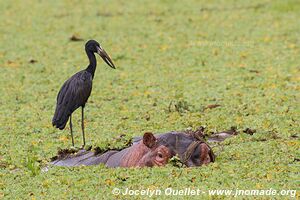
[{"x1": 52, "y1": 71, "x2": 92, "y2": 130}]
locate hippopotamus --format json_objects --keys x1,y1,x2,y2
[{"x1": 51, "y1": 130, "x2": 218, "y2": 168}]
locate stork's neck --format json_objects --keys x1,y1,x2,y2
[{"x1": 85, "y1": 49, "x2": 97, "y2": 78}]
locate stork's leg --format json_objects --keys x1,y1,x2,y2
[
  {"x1": 81, "y1": 106, "x2": 86, "y2": 147},
  {"x1": 70, "y1": 114, "x2": 74, "y2": 146}
]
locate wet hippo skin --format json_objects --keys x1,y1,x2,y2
[{"x1": 51, "y1": 131, "x2": 215, "y2": 168}]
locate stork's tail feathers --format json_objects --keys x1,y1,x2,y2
[{"x1": 52, "y1": 106, "x2": 71, "y2": 130}]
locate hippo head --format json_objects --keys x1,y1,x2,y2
[
  {"x1": 135, "y1": 132, "x2": 215, "y2": 167},
  {"x1": 136, "y1": 132, "x2": 171, "y2": 167}
]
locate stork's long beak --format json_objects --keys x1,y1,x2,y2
[{"x1": 97, "y1": 46, "x2": 116, "y2": 69}]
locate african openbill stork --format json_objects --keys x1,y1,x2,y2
[{"x1": 52, "y1": 40, "x2": 115, "y2": 147}]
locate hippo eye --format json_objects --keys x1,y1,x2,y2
[{"x1": 158, "y1": 152, "x2": 163, "y2": 158}]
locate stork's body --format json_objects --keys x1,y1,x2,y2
[{"x1": 52, "y1": 40, "x2": 115, "y2": 147}]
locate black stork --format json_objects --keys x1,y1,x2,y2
[{"x1": 52, "y1": 40, "x2": 115, "y2": 147}]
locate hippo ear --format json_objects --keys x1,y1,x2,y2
[
  {"x1": 193, "y1": 127, "x2": 205, "y2": 140},
  {"x1": 143, "y1": 132, "x2": 157, "y2": 148}
]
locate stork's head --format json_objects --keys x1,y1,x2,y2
[{"x1": 85, "y1": 40, "x2": 115, "y2": 69}]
